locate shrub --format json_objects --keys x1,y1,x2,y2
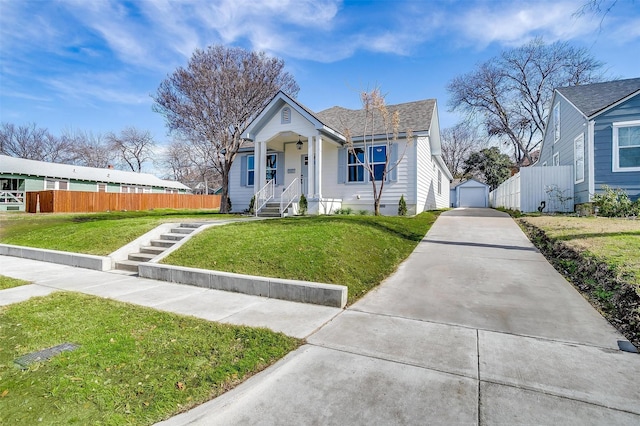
[
  {"x1": 357, "y1": 209, "x2": 369, "y2": 216},
  {"x1": 299, "y1": 194, "x2": 308, "y2": 216},
  {"x1": 592, "y1": 186, "x2": 639, "y2": 217},
  {"x1": 398, "y1": 195, "x2": 407, "y2": 216},
  {"x1": 248, "y1": 195, "x2": 255, "y2": 215},
  {"x1": 334, "y1": 207, "x2": 353, "y2": 215},
  {"x1": 227, "y1": 197, "x2": 232, "y2": 212}
]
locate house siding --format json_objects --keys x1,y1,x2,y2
[
  {"x1": 593, "y1": 95, "x2": 640, "y2": 200},
  {"x1": 537, "y1": 94, "x2": 589, "y2": 203}
]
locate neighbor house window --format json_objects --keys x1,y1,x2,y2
[
  {"x1": 281, "y1": 107, "x2": 291, "y2": 124},
  {"x1": 247, "y1": 155, "x2": 255, "y2": 186},
  {"x1": 437, "y1": 170, "x2": 442, "y2": 195},
  {"x1": 574, "y1": 134, "x2": 585, "y2": 183},
  {"x1": 165, "y1": 188, "x2": 179, "y2": 194},
  {"x1": 45, "y1": 179, "x2": 68, "y2": 190},
  {"x1": 121, "y1": 185, "x2": 133, "y2": 193},
  {"x1": 347, "y1": 147, "x2": 365, "y2": 182},
  {"x1": 613, "y1": 120, "x2": 640, "y2": 172},
  {"x1": 553, "y1": 103, "x2": 560, "y2": 143},
  {"x1": 553, "y1": 152, "x2": 560, "y2": 166},
  {"x1": 97, "y1": 183, "x2": 107, "y2": 192}
]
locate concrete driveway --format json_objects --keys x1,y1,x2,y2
[{"x1": 161, "y1": 208, "x2": 640, "y2": 425}]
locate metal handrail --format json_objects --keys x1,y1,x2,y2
[
  {"x1": 255, "y1": 179, "x2": 275, "y2": 216},
  {"x1": 0, "y1": 191, "x2": 25, "y2": 204},
  {"x1": 280, "y1": 178, "x2": 299, "y2": 216}
]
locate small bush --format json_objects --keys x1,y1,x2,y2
[
  {"x1": 248, "y1": 196, "x2": 255, "y2": 215},
  {"x1": 299, "y1": 194, "x2": 308, "y2": 216},
  {"x1": 357, "y1": 210, "x2": 369, "y2": 216},
  {"x1": 592, "y1": 186, "x2": 639, "y2": 217},
  {"x1": 398, "y1": 195, "x2": 407, "y2": 216},
  {"x1": 334, "y1": 207, "x2": 353, "y2": 215},
  {"x1": 227, "y1": 197, "x2": 232, "y2": 212}
]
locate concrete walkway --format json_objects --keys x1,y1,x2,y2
[
  {"x1": 0, "y1": 258, "x2": 341, "y2": 339},
  {"x1": 158, "y1": 208, "x2": 640, "y2": 425}
]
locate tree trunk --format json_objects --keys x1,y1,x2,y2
[{"x1": 219, "y1": 164, "x2": 231, "y2": 213}]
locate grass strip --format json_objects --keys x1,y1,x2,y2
[
  {"x1": 0, "y1": 210, "x2": 234, "y2": 255},
  {"x1": 163, "y1": 212, "x2": 441, "y2": 304},
  {"x1": 0, "y1": 292, "x2": 300, "y2": 425},
  {"x1": 519, "y1": 216, "x2": 640, "y2": 348},
  {"x1": 0, "y1": 275, "x2": 30, "y2": 290}
]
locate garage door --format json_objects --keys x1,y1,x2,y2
[{"x1": 459, "y1": 187, "x2": 487, "y2": 207}]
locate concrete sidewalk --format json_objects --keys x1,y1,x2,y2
[
  {"x1": 159, "y1": 208, "x2": 640, "y2": 425},
  {"x1": 0, "y1": 257, "x2": 341, "y2": 339}
]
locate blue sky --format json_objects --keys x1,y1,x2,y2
[{"x1": 1, "y1": 0, "x2": 639, "y2": 147}]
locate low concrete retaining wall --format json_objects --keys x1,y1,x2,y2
[
  {"x1": 0, "y1": 244, "x2": 111, "y2": 271},
  {"x1": 138, "y1": 263, "x2": 347, "y2": 308}
]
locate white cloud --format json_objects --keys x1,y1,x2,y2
[{"x1": 451, "y1": 1, "x2": 595, "y2": 47}]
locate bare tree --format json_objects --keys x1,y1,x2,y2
[
  {"x1": 152, "y1": 45, "x2": 299, "y2": 213},
  {"x1": 441, "y1": 122, "x2": 484, "y2": 178},
  {"x1": 343, "y1": 88, "x2": 413, "y2": 216},
  {"x1": 161, "y1": 138, "x2": 221, "y2": 192},
  {"x1": 0, "y1": 122, "x2": 76, "y2": 163},
  {"x1": 106, "y1": 126, "x2": 156, "y2": 172},
  {"x1": 63, "y1": 129, "x2": 116, "y2": 168},
  {"x1": 447, "y1": 38, "x2": 605, "y2": 166}
]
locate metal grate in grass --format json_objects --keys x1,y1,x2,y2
[{"x1": 14, "y1": 343, "x2": 79, "y2": 368}]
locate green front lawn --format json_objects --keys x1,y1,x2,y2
[
  {"x1": 163, "y1": 212, "x2": 441, "y2": 304},
  {"x1": 0, "y1": 292, "x2": 300, "y2": 425},
  {"x1": 0, "y1": 275, "x2": 30, "y2": 290},
  {"x1": 0, "y1": 210, "x2": 235, "y2": 255}
]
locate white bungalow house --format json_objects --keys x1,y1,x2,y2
[{"x1": 229, "y1": 91, "x2": 452, "y2": 216}]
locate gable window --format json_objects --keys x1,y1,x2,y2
[
  {"x1": 613, "y1": 120, "x2": 640, "y2": 172},
  {"x1": 553, "y1": 103, "x2": 560, "y2": 143},
  {"x1": 281, "y1": 107, "x2": 291, "y2": 124},
  {"x1": 574, "y1": 134, "x2": 585, "y2": 183},
  {"x1": 553, "y1": 152, "x2": 560, "y2": 166},
  {"x1": 437, "y1": 170, "x2": 442, "y2": 195},
  {"x1": 348, "y1": 147, "x2": 365, "y2": 182}
]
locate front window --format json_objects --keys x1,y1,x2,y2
[
  {"x1": 247, "y1": 154, "x2": 277, "y2": 185},
  {"x1": 247, "y1": 155, "x2": 255, "y2": 186},
  {"x1": 613, "y1": 121, "x2": 640, "y2": 171},
  {"x1": 369, "y1": 145, "x2": 387, "y2": 181},
  {"x1": 266, "y1": 153, "x2": 277, "y2": 183},
  {"x1": 348, "y1": 147, "x2": 365, "y2": 182}
]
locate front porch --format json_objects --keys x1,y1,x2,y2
[
  {"x1": 250, "y1": 130, "x2": 343, "y2": 217},
  {"x1": 1, "y1": 178, "x2": 26, "y2": 211}
]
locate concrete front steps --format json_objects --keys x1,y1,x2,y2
[
  {"x1": 115, "y1": 223, "x2": 204, "y2": 272},
  {"x1": 257, "y1": 202, "x2": 282, "y2": 218}
]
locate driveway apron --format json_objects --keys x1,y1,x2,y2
[{"x1": 162, "y1": 208, "x2": 639, "y2": 425}]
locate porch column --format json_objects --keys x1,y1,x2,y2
[
  {"x1": 315, "y1": 133, "x2": 323, "y2": 198},
  {"x1": 306, "y1": 135, "x2": 315, "y2": 199},
  {"x1": 256, "y1": 140, "x2": 266, "y2": 190}
]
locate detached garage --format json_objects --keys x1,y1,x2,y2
[{"x1": 450, "y1": 179, "x2": 489, "y2": 208}]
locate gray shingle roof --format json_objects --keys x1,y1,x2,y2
[
  {"x1": 557, "y1": 77, "x2": 640, "y2": 118},
  {"x1": 316, "y1": 99, "x2": 436, "y2": 137},
  {"x1": 0, "y1": 155, "x2": 190, "y2": 190}
]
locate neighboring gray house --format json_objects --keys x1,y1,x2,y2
[
  {"x1": 0, "y1": 155, "x2": 190, "y2": 211},
  {"x1": 229, "y1": 91, "x2": 452, "y2": 216},
  {"x1": 536, "y1": 78, "x2": 640, "y2": 205},
  {"x1": 450, "y1": 179, "x2": 490, "y2": 208}
]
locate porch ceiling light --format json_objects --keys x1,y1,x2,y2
[{"x1": 296, "y1": 137, "x2": 303, "y2": 150}]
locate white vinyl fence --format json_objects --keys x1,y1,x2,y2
[{"x1": 490, "y1": 166, "x2": 574, "y2": 213}]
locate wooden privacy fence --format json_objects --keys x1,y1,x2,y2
[{"x1": 26, "y1": 191, "x2": 221, "y2": 213}]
